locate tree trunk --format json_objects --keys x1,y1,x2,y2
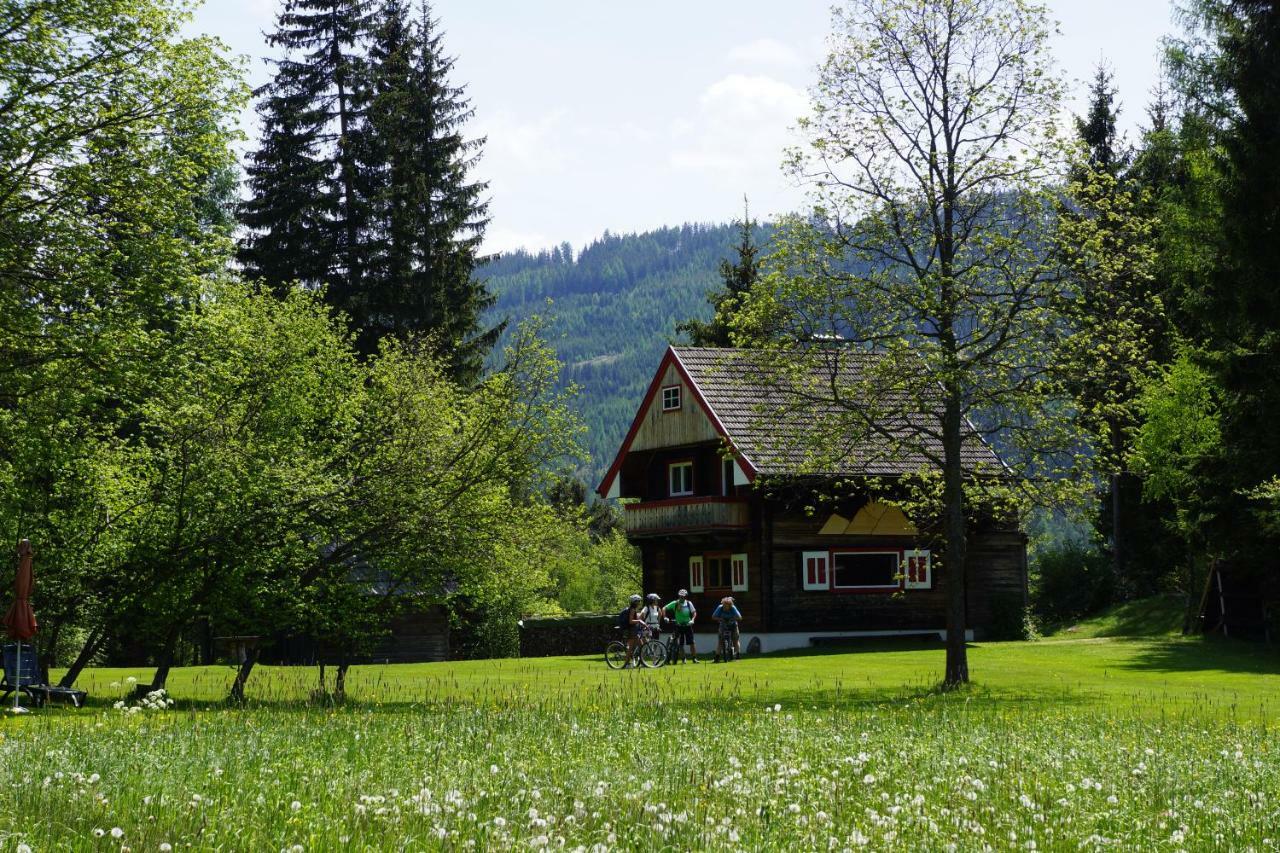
[
  {"x1": 58, "y1": 626, "x2": 105, "y2": 688},
  {"x1": 229, "y1": 647, "x2": 260, "y2": 704},
  {"x1": 149, "y1": 629, "x2": 181, "y2": 693},
  {"x1": 334, "y1": 661, "x2": 350, "y2": 702},
  {"x1": 942, "y1": 393, "x2": 970, "y2": 688},
  {"x1": 39, "y1": 620, "x2": 61, "y2": 684}
]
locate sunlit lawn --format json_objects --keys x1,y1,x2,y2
[{"x1": 1, "y1": 633, "x2": 1277, "y2": 850}]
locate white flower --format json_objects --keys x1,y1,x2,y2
[
  {"x1": 17, "y1": 844, "x2": 32, "y2": 853},
  {"x1": 111, "y1": 828, "x2": 124, "y2": 839},
  {"x1": 88, "y1": 773, "x2": 100, "y2": 785},
  {"x1": 290, "y1": 800, "x2": 302, "y2": 812},
  {"x1": 1107, "y1": 795, "x2": 1118, "y2": 805},
  {"x1": 773, "y1": 703, "x2": 782, "y2": 712},
  {"x1": 92, "y1": 829, "x2": 105, "y2": 838},
  {"x1": 863, "y1": 774, "x2": 876, "y2": 785},
  {"x1": 493, "y1": 817, "x2": 506, "y2": 828},
  {"x1": 126, "y1": 676, "x2": 137, "y2": 684},
  {"x1": 161, "y1": 844, "x2": 173, "y2": 852}
]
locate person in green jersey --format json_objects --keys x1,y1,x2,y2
[{"x1": 663, "y1": 589, "x2": 699, "y2": 663}]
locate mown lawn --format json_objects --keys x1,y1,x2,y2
[{"x1": 2, "y1": 632, "x2": 1278, "y2": 851}]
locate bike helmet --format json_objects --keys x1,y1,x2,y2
[
  {"x1": 629, "y1": 594, "x2": 642, "y2": 604},
  {"x1": 646, "y1": 593, "x2": 660, "y2": 602}
]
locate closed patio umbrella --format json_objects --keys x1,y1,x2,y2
[{"x1": 3, "y1": 539, "x2": 36, "y2": 712}]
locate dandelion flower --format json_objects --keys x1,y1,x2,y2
[{"x1": 290, "y1": 800, "x2": 302, "y2": 812}]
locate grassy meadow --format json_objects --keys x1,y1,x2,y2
[{"x1": 2, "y1": 616, "x2": 1278, "y2": 851}]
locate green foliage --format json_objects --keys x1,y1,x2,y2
[
  {"x1": 1030, "y1": 540, "x2": 1115, "y2": 628},
  {"x1": 1131, "y1": 354, "x2": 1221, "y2": 531},
  {"x1": 1153, "y1": 1, "x2": 1280, "y2": 577},
  {"x1": 0, "y1": 0, "x2": 246, "y2": 658}
]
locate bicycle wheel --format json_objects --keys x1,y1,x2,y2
[
  {"x1": 605, "y1": 640, "x2": 629, "y2": 670},
  {"x1": 639, "y1": 639, "x2": 667, "y2": 668}
]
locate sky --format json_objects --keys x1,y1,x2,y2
[{"x1": 189, "y1": 0, "x2": 1182, "y2": 255}]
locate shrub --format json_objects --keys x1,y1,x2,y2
[{"x1": 1031, "y1": 541, "x2": 1114, "y2": 627}]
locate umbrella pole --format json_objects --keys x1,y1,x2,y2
[{"x1": 12, "y1": 639, "x2": 19, "y2": 712}]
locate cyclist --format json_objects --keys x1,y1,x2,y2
[
  {"x1": 640, "y1": 593, "x2": 664, "y2": 643},
  {"x1": 663, "y1": 589, "x2": 699, "y2": 663},
  {"x1": 624, "y1": 594, "x2": 646, "y2": 668},
  {"x1": 711, "y1": 596, "x2": 742, "y2": 662}
]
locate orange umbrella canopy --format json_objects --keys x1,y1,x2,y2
[{"x1": 3, "y1": 539, "x2": 37, "y2": 641}]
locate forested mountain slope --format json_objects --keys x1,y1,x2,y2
[{"x1": 485, "y1": 223, "x2": 768, "y2": 482}]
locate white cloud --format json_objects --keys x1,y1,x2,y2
[
  {"x1": 670, "y1": 74, "x2": 808, "y2": 174},
  {"x1": 475, "y1": 107, "x2": 571, "y2": 172},
  {"x1": 726, "y1": 38, "x2": 804, "y2": 68},
  {"x1": 483, "y1": 226, "x2": 557, "y2": 256}
]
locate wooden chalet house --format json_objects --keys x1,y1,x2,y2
[{"x1": 597, "y1": 346, "x2": 1028, "y2": 652}]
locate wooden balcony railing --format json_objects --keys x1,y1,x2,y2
[{"x1": 622, "y1": 497, "x2": 749, "y2": 537}]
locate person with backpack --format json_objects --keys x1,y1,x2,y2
[
  {"x1": 711, "y1": 596, "x2": 742, "y2": 662},
  {"x1": 663, "y1": 589, "x2": 699, "y2": 663},
  {"x1": 641, "y1": 593, "x2": 664, "y2": 642},
  {"x1": 621, "y1": 594, "x2": 646, "y2": 668}
]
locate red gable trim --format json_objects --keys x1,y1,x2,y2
[{"x1": 596, "y1": 347, "x2": 758, "y2": 498}]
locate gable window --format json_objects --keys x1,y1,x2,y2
[
  {"x1": 668, "y1": 461, "x2": 693, "y2": 496},
  {"x1": 661, "y1": 385, "x2": 682, "y2": 412},
  {"x1": 831, "y1": 551, "x2": 900, "y2": 591}
]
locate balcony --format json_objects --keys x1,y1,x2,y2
[{"x1": 623, "y1": 497, "x2": 750, "y2": 538}]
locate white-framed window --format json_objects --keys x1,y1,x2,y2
[
  {"x1": 903, "y1": 549, "x2": 932, "y2": 589},
  {"x1": 668, "y1": 461, "x2": 693, "y2": 496},
  {"x1": 721, "y1": 457, "x2": 735, "y2": 496},
  {"x1": 706, "y1": 554, "x2": 731, "y2": 589},
  {"x1": 731, "y1": 552, "x2": 748, "y2": 592},
  {"x1": 831, "y1": 550, "x2": 900, "y2": 591},
  {"x1": 802, "y1": 550, "x2": 829, "y2": 591},
  {"x1": 661, "y1": 385, "x2": 682, "y2": 411}
]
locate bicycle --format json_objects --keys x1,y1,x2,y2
[{"x1": 604, "y1": 626, "x2": 666, "y2": 669}]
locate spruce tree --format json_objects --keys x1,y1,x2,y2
[
  {"x1": 1066, "y1": 64, "x2": 1167, "y2": 597},
  {"x1": 239, "y1": 0, "x2": 373, "y2": 309},
  {"x1": 357, "y1": 1, "x2": 500, "y2": 378},
  {"x1": 676, "y1": 201, "x2": 761, "y2": 348}
]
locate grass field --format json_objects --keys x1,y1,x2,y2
[{"x1": 2, "y1": 622, "x2": 1278, "y2": 851}]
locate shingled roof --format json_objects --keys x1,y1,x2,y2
[{"x1": 597, "y1": 346, "x2": 1005, "y2": 496}]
